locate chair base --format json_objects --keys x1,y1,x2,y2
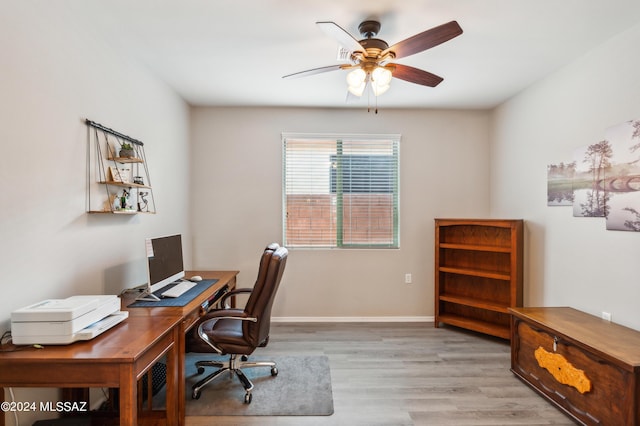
[{"x1": 192, "y1": 354, "x2": 278, "y2": 403}]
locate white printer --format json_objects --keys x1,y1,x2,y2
[{"x1": 11, "y1": 295, "x2": 128, "y2": 345}]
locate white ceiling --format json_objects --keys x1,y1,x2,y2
[{"x1": 82, "y1": 0, "x2": 640, "y2": 109}]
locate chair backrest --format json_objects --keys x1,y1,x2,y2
[{"x1": 243, "y1": 244, "x2": 288, "y2": 347}]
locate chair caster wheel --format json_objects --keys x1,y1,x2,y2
[
  {"x1": 244, "y1": 392, "x2": 252, "y2": 404},
  {"x1": 197, "y1": 367, "x2": 205, "y2": 375},
  {"x1": 192, "y1": 390, "x2": 201, "y2": 399},
  {"x1": 271, "y1": 366, "x2": 278, "y2": 376},
  {"x1": 241, "y1": 355, "x2": 248, "y2": 361}
]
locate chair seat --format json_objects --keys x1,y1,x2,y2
[{"x1": 188, "y1": 316, "x2": 256, "y2": 356}]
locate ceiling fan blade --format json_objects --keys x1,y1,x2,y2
[
  {"x1": 383, "y1": 20, "x2": 463, "y2": 60},
  {"x1": 282, "y1": 64, "x2": 344, "y2": 79},
  {"x1": 316, "y1": 21, "x2": 364, "y2": 54},
  {"x1": 392, "y1": 64, "x2": 444, "y2": 87}
]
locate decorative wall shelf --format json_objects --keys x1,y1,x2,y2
[{"x1": 86, "y1": 119, "x2": 156, "y2": 214}]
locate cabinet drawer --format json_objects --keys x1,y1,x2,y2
[
  {"x1": 512, "y1": 318, "x2": 636, "y2": 425},
  {"x1": 182, "y1": 310, "x2": 200, "y2": 332}
]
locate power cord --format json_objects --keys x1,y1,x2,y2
[
  {"x1": 8, "y1": 387, "x2": 19, "y2": 426},
  {"x1": 2, "y1": 331, "x2": 32, "y2": 425},
  {"x1": 0, "y1": 331, "x2": 44, "y2": 352},
  {"x1": 120, "y1": 283, "x2": 147, "y2": 295}
]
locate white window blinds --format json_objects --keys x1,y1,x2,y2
[{"x1": 282, "y1": 133, "x2": 400, "y2": 248}]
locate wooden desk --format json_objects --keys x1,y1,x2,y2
[
  {"x1": 0, "y1": 315, "x2": 181, "y2": 426},
  {"x1": 124, "y1": 270, "x2": 238, "y2": 424},
  {"x1": 0, "y1": 271, "x2": 237, "y2": 426}
]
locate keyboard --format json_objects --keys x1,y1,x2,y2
[{"x1": 161, "y1": 280, "x2": 197, "y2": 298}]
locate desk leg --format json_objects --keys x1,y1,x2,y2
[
  {"x1": 120, "y1": 365, "x2": 137, "y2": 426},
  {"x1": 176, "y1": 324, "x2": 187, "y2": 425},
  {"x1": 166, "y1": 327, "x2": 180, "y2": 426}
]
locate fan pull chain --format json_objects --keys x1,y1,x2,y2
[
  {"x1": 366, "y1": 92, "x2": 379, "y2": 114},
  {"x1": 375, "y1": 91, "x2": 379, "y2": 114}
]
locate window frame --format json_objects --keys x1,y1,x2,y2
[{"x1": 282, "y1": 132, "x2": 400, "y2": 249}]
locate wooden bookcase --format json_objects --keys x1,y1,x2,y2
[{"x1": 434, "y1": 218, "x2": 523, "y2": 339}]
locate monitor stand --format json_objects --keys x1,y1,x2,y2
[{"x1": 135, "y1": 288, "x2": 161, "y2": 302}]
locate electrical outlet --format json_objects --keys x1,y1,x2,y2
[
  {"x1": 602, "y1": 311, "x2": 612, "y2": 322},
  {"x1": 404, "y1": 273, "x2": 412, "y2": 284}
]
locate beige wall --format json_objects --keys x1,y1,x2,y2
[
  {"x1": 189, "y1": 107, "x2": 491, "y2": 319},
  {"x1": 0, "y1": 5, "x2": 191, "y2": 423},
  {"x1": 490, "y1": 22, "x2": 640, "y2": 330}
]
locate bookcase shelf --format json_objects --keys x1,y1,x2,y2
[
  {"x1": 437, "y1": 313, "x2": 511, "y2": 340},
  {"x1": 434, "y1": 218, "x2": 523, "y2": 340}
]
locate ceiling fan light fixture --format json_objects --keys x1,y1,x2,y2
[
  {"x1": 372, "y1": 66, "x2": 392, "y2": 86},
  {"x1": 370, "y1": 66, "x2": 392, "y2": 96},
  {"x1": 348, "y1": 81, "x2": 367, "y2": 97},
  {"x1": 372, "y1": 82, "x2": 390, "y2": 96},
  {"x1": 346, "y1": 68, "x2": 366, "y2": 87},
  {"x1": 346, "y1": 68, "x2": 367, "y2": 96}
]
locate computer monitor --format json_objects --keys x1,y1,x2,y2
[{"x1": 136, "y1": 234, "x2": 185, "y2": 301}]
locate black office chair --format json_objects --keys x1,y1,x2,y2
[{"x1": 186, "y1": 243, "x2": 288, "y2": 403}]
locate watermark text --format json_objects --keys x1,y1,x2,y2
[{"x1": 1, "y1": 401, "x2": 88, "y2": 412}]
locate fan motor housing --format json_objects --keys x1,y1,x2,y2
[
  {"x1": 359, "y1": 38, "x2": 389, "y2": 51},
  {"x1": 357, "y1": 20, "x2": 388, "y2": 54},
  {"x1": 358, "y1": 20, "x2": 381, "y2": 38}
]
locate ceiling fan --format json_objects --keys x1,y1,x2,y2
[{"x1": 283, "y1": 19, "x2": 463, "y2": 98}]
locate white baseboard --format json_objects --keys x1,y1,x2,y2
[{"x1": 272, "y1": 316, "x2": 434, "y2": 323}]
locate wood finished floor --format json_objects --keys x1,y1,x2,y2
[{"x1": 186, "y1": 322, "x2": 576, "y2": 426}]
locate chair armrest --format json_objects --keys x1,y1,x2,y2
[
  {"x1": 202, "y1": 308, "x2": 243, "y2": 319},
  {"x1": 210, "y1": 315, "x2": 257, "y2": 323},
  {"x1": 220, "y1": 288, "x2": 253, "y2": 309},
  {"x1": 200, "y1": 309, "x2": 258, "y2": 326},
  {"x1": 196, "y1": 311, "x2": 257, "y2": 353}
]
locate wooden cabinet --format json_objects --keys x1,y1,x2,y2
[
  {"x1": 434, "y1": 218, "x2": 523, "y2": 339},
  {"x1": 86, "y1": 119, "x2": 156, "y2": 214},
  {"x1": 510, "y1": 307, "x2": 640, "y2": 425}
]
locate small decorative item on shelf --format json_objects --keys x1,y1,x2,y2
[
  {"x1": 108, "y1": 166, "x2": 131, "y2": 183},
  {"x1": 133, "y1": 176, "x2": 144, "y2": 185},
  {"x1": 119, "y1": 143, "x2": 135, "y2": 158},
  {"x1": 120, "y1": 188, "x2": 130, "y2": 210},
  {"x1": 110, "y1": 194, "x2": 119, "y2": 212},
  {"x1": 138, "y1": 191, "x2": 149, "y2": 212}
]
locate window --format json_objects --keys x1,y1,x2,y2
[{"x1": 282, "y1": 133, "x2": 400, "y2": 248}]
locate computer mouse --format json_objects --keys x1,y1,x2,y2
[{"x1": 190, "y1": 275, "x2": 203, "y2": 282}]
